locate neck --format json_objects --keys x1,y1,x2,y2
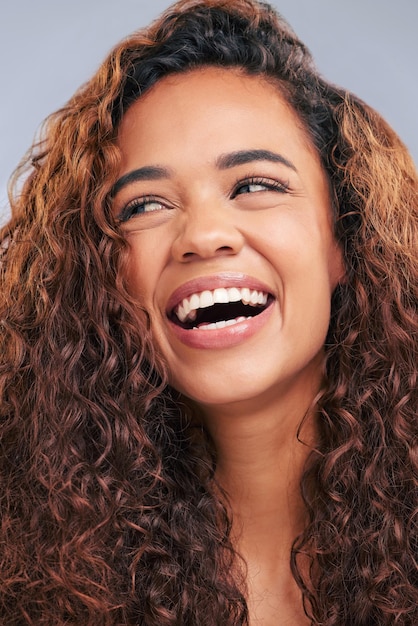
[
  {"x1": 193, "y1": 368, "x2": 321, "y2": 625},
  {"x1": 200, "y1": 389, "x2": 316, "y2": 625},
  {"x1": 209, "y1": 399, "x2": 314, "y2": 552}
]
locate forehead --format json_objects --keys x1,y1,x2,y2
[
  {"x1": 119, "y1": 68, "x2": 308, "y2": 138},
  {"x1": 117, "y1": 67, "x2": 320, "y2": 176}
]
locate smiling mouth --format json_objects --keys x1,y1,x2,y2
[{"x1": 169, "y1": 287, "x2": 273, "y2": 330}]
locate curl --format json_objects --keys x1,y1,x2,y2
[{"x1": 1, "y1": 1, "x2": 416, "y2": 624}]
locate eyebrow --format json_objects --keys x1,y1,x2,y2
[
  {"x1": 111, "y1": 165, "x2": 171, "y2": 196},
  {"x1": 216, "y1": 149, "x2": 297, "y2": 172},
  {"x1": 111, "y1": 149, "x2": 297, "y2": 195}
]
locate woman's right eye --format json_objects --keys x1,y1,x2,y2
[{"x1": 118, "y1": 196, "x2": 166, "y2": 222}]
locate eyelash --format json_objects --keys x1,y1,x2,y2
[
  {"x1": 117, "y1": 195, "x2": 164, "y2": 222},
  {"x1": 231, "y1": 176, "x2": 289, "y2": 197},
  {"x1": 117, "y1": 176, "x2": 290, "y2": 222}
]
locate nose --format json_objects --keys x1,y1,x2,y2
[{"x1": 171, "y1": 201, "x2": 245, "y2": 262}]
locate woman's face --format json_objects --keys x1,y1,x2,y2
[{"x1": 113, "y1": 67, "x2": 344, "y2": 412}]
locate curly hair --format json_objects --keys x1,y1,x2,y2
[{"x1": 0, "y1": 1, "x2": 417, "y2": 624}]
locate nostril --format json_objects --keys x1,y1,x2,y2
[
  {"x1": 173, "y1": 225, "x2": 245, "y2": 262},
  {"x1": 181, "y1": 245, "x2": 234, "y2": 260}
]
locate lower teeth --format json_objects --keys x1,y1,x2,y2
[{"x1": 193, "y1": 316, "x2": 250, "y2": 330}]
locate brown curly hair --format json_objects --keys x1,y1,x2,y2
[{"x1": 1, "y1": 1, "x2": 417, "y2": 624}]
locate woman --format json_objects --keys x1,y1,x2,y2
[{"x1": 0, "y1": 0, "x2": 416, "y2": 624}]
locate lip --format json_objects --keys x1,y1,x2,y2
[
  {"x1": 165, "y1": 272, "x2": 274, "y2": 313},
  {"x1": 165, "y1": 272, "x2": 276, "y2": 350}
]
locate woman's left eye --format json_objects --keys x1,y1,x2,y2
[{"x1": 232, "y1": 178, "x2": 288, "y2": 197}]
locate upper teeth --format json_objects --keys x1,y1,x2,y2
[{"x1": 175, "y1": 287, "x2": 268, "y2": 323}]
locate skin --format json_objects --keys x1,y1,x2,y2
[{"x1": 113, "y1": 67, "x2": 345, "y2": 625}]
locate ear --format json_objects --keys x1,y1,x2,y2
[{"x1": 330, "y1": 241, "x2": 347, "y2": 289}]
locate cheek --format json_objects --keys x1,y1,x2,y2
[
  {"x1": 123, "y1": 236, "x2": 161, "y2": 303},
  {"x1": 254, "y1": 222, "x2": 339, "y2": 325},
  {"x1": 124, "y1": 253, "x2": 145, "y2": 299},
  {"x1": 247, "y1": 216, "x2": 330, "y2": 277}
]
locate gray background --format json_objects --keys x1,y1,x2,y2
[{"x1": 1, "y1": 0, "x2": 417, "y2": 223}]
